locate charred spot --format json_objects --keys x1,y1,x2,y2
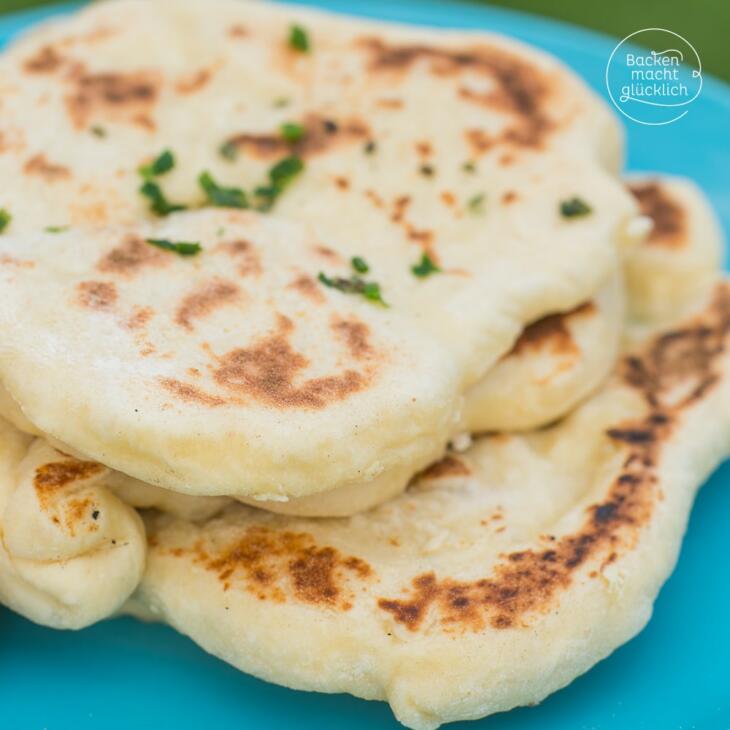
[
  {"x1": 331, "y1": 317, "x2": 373, "y2": 360},
  {"x1": 629, "y1": 181, "x2": 686, "y2": 247},
  {"x1": 288, "y1": 273, "x2": 325, "y2": 304},
  {"x1": 359, "y1": 39, "x2": 554, "y2": 152},
  {"x1": 606, "y1": 427, "x2": 654, "y2": 445},
  {"x1": 97, "y1": 234, "x2": 166, "y2": 277},
  {"x1": 509, "y1": 301, "x2": 595, "y2": 358},
  {"x1": 23, "y1": 45, "x2": 64, "y2": 73},
  {"x1": 159, "y1": 378, "x2": 225, "y2": 407},
  {"x1": 211, "y1": 314, "x2": 374, "y2": 409},
  {"x1": 175, "y1": 279, "x2": 241, "y2": 332},
  {"x1": 33, "y1": 459, "x2": 104, "y2": 510},
  {"x1": 24, "y1": 154, "x2": 70, "y2": 182},
  {"x1": 222, "y1": 115, "x2": 369, "y2": 160},
  {"x1": 65, "y1": 69, "x2": 159, "y2": 130},
  {"x1": 216, "y1": 239, "x2": 262, "y2": 277},
  {"x1": 186, "y1": 527, "x2": 371, "y2": 609},
  {"x1": 76, "y1": 280, "x2": 117, "y2": 310},
  {"x1": 175, "y1": 68, "x2": 213, "y2": 94}
]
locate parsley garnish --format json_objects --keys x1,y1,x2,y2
[
  {"x1": 199, "y1": 171, "x2": 248, "y2": 209},
  {"x1": 280, "y1": 122, "x2": 305, "y2": 143},
  {"x1": 45, "y1": 225, "x2": 69, "y2": 233},
  {"x1": 462, "y1": 160, "x2": 476, "y2": 173},
  {"x1": 364, "y1": 140, "x2": 377, "y2": 155},
  {"x1": 411, "y1": 253, "x2": 441, "y2": 278},
  {"x1": 139, "y1": 149, "x2": 175, "y2": 178},
  {"x1": 560, "y1": 197, "x2": 592, "y2": 218},
  {"x1": 273, "y1": 97, "x2": 291, "y2": 108},
  {"x1": 318, "y1": 272, "x2": 387, "y2": 307},
  {"x1": 351, "y1": 256, "x2": 369, "y2": 274},
  {"x1": 139, "y1": 180, "x2": 187, "y2": 216},
  {"x1": 289, "y1": 24, "x2": 310, "y2": 52},
  {"x1": 145, "y1": 238, "x2": 201, "y2": 256},
  {"x1": 219, "y1": 140, "x2": 239, "y2": 162},
  {"x1": 419, "y1": 164, "x2": 435, "y2": 177},
  {"x1": 90, "y1": 125, "x2": 107, "y2": 138},
  {"x1": 467, "y1": 193, "x2": 486, "y2": 214},
  {"x1": 0, "y1": 208, "x2": 10, "y2": 233},
  {"x1": 254, "y1": 155, "x2": 304, "y2": 211}
]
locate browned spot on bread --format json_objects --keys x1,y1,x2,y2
[
  {"x1": 23, "y1": 45, "x2": 64, "y2": 73},
  {"x1": 175, "y1": 279, "x2": 241, "y2": 332},
  {"x1": 76, "y1": 280, "x2": 117, "y2": 310},
  {"x1": 179, "y1": 527, "x2": 371, "y2": 608},
  {"x1": 361, "y1": 39, "x2": 553, "y2": 152},
  {"x1": 124, "y1": 305, "x2": 155, "y2": 330},
  {"x1": 391, "y1": 195, "x2": 411, "y2": 224},
  {"x1": 24, "y1": 154, "x2": 70, "y2": 182},
  {"x1": 509, "y1": 301, "x2": 596, "y2": 358},
  {"x1": 216, "y1": 240, "x2": 262, "y2": 277},
  {"x1": 223, "y1": 115, "x2": 369, "y2": 160},
  {"x1": 313, "y1": 245, "x2": 343, "y2": 263},
  {"x1": 331, "y1": 317, "x2": 373, "y2": 359},
  {"x1": 501, "y1": 190, "x2": 518, "y2": 205},
  {"x1": 228, "y1": 24, "x2": 248, "y2": 38},
  {"x1": 212, "y1": 314, "x2": 372, "y2": 409},
  {"x1": 175, "y1": 68, "x2": 212, "y2": 94},
  {"x1": 0, "y1": 255, "x2": 34, "y2": 269},
  {"x1": 629, "y1": 181, "x2": 686, "y2": 247},
  {"x1": 379, "y1": 284, "x2": 730, "y2": 633},
  {"x1": 288, "y1": 273, "x2": 325, "y2": 304},
  {"x1": 34, "y1": 459, "x2": 104, "y2": 510},
  {"x1": 440, "y1": 191, "x2": 456, "y2": 207},
  {"x1": 333, "y1": 176, "x2": 350, "y2": 191},
  {"x1": 416, "y1": 140, "x2": 433, "y2": 157},
  {"x1": 419, "y1": 455, "x2": 471, "y2": 480},
  {"x1": 65, "y1": 69, "x2": 159, "y2": 130},
  {"x1": 376, "y1": 97, "x2": 404, "y2": 109},
  {"x1": 97, "y1": 234, "x2": 165, "y2": 277},
  {"x1": 159, "y1": 378, "x2": 226, "y2": 407}
]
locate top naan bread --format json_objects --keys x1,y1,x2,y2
[{"x1": 0, "y1": 0, "x2": 639, "y2": 503}]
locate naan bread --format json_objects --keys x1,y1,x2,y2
[
  {"x1": 0, "y1": 419, "x2": 145, "y2": 629},
  {"x1": 626, "y1": 175, "x2": 723, "y2": 322},
  {"x1": 135, "y1": 279, "x2": 730, "y2": 729},
  {"x1": 0, "y1": 0, "x2": 640, "y2": 512}
]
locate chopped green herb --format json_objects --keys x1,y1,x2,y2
[
  {"x1": 318, "y1": 272, "x2": 388, "y2": 307},
  {"x1": 288, "y1": 24, "x2": 310, "y2": 52},
  {"x1": 139, "y1": 180, "x2": 187, "y2": 216},
  {"x1": 419, "y1": 164, "x2": 435, "y2": 177},
  {"x1": 411, "y1": 253, "x2": 441, "y2": 278},
  {"x1": 219, "y1": 140, "x2": 239, "y2": 162},
  {"x1": 139, "y1": 149, "x2": 175, "y2": 179},
  {"x1": 280, "y1": 122, "x2": 305, "y2": 143},
  {"x1": 560, "y1": 197, "x2": 592, "y2": 218},
  {"x1": 90, "y1": 125, "x2": 107, "y2": 138},
  {"x1": 467, "y1": 193, "x2": 486, "y2": 214},
  {"x1": 364, "y1": 140, "x2": 377, "y2": 155},
  {"x1": 199, "y1": 171, "x2": 248, "y2": 209},
  {"x1": 273, "y1": 97, "x2": 291, "y2": 108},
  {"x1": 44, "y1": 225, "x2": 69, "y2": 233},
  {"x1": 0, "y1": 208, "x2": 10, "y2": 233},
  {"x1": 462, "y1": 160, "x2": 476, "y2": 174},
  {"x1": 216, "y1": 227, "x2": 226, "y2": 237},
  {"x1": 254, "y1": 155, "x2": 304, "y2": 211},
  {"x1": 145, "y1": 238, "x2": 201, "y2": 256},
  {"x1": 351, "y1": 256, "x2": 369, "y2": 274}
]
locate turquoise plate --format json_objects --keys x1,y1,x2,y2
[{"x1": 1, "y1": 2, "x2": 729, "y2": 728}]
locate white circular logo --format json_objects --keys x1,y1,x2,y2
[{"x1": 605, "y1": 28, "x2": 702, "y2": 126}]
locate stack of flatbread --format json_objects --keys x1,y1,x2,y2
[{"x1": 0, "y1": 1, "x2": 725, "y2": 727}]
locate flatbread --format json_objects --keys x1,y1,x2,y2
[
  {"x1": 135, "y1": 278, "x2": 730, "y2": 729},
  {"x1": 0, "y1": 0, "x2": 642, "y2": 509},
  {"x1": 0, "y1": 419, "x2": 145, "y2": 629}
]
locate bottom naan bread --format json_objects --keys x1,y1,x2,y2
[{"x1": 134, "y1": 280, "x2": 730, "y2": 729}]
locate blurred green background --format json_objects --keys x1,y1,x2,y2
[{"x1": 0, "y1": 0, "x2": 728, "y2": 81}]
